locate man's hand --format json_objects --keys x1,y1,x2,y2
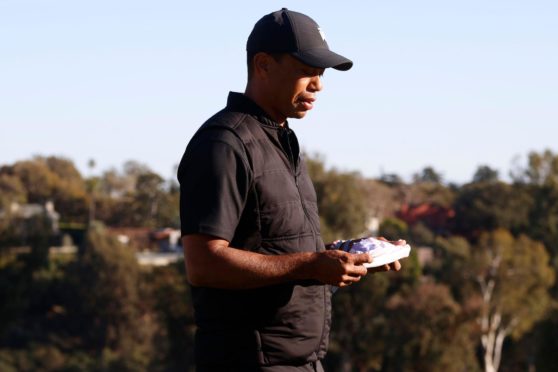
[
  {"x1": 325, "y1": 237, "x2": 405, "y2": 274},
  {"x1": 367, "y1": 237, "x2": 405, "y2": 273},
  {"x1": 309, "y1": 250, "x2": 372, "y2": 287}
]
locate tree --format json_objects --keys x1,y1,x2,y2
[
  {"x1": 1, "y1": 157, "x2": 88, "y2": 223},
  {"x1": 379, "y1": 173, "x2": 403, "y2": 187},
  {"x1": 0, "y1": 174, "x2": 26, "y2": 208},
  {"x1": 453, "y1": 182, "x2": 532, "y2": 237},
  {"x1": 72, "y1": 223, "x2": 157, "y2": 369},
  {"x1": 469, "y1": 230, "x2": 554, "y2": 372},
  {"x1": 429, "y1": 235, "x2": 473, "y2": 300},
  {"x1": 328, "y1": 273, "x2": 391, "y2": 371},
  {"x1": 99, "y1": 167, "x2": 133, "y2": 198},
  {"x1": 93, "y1": 161, "x2": 180, "y2": 228},
  {"x1": 2, "y1": 159, "x2": 55, "y2": 204},
  {"x1": 359, "y1": 179, "x2": 400, "y2": 222},
  {"x1": 379, "y1": 217, "x2": 408, "y2": 242},
  {"x1": 406, "y1": 182, "x2": 455, "y2": 208},
  {"x1": 145, "y1": 263, "x2": 196, "y2": 371},
  {"x1": 383, "y1": 282, "x2": 479, "y2": 372},
  {"x1": 472, "y1": 165, "x2": 499, "y2": 184},
  {"x1": 527, "y1": 184, "x2": 558, "y2": 259},
  {"x1": 413, "y1": 166, "x2": 443, "y2": 184},
  {"x1": 509, "y1": 150, "x2": 558, "y2": 259},
  {"x1": 512, "y1": 149, "x2": 558, "y2": 186},
  {"x1": 306, "y1": 156, "x2": 369, "y2": 242}
]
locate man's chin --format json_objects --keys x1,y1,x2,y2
[{"x1": 289, "y1": 111, "x2": 308, "y2": 120}]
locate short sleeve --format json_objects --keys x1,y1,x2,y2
[{"x1": 177, "y1": 132, "x2": 251, "y2": 242}]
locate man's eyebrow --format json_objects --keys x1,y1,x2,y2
[{"x1": 301, "y1": 66, "x2": 324, "y2": 76}]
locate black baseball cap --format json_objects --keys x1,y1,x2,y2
[{"x1": 246, "y1": 8, "x2": 353, "y2": 71}]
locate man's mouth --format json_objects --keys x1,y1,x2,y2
[{"x1": 297, "y1": 97, "x2": 316, "y2": 110}]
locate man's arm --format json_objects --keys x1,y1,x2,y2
[
  {"x1": 182, "y1": 233, "x2": 372, "y2": 289},
  {"x1": 325, "y1": 239, "x2": 404, "y2": 273}
]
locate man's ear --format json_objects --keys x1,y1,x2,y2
[{"x1": 253, "y1": 52, "x2": 271, "y2": 78}]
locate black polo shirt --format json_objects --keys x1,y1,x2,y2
[{"x1": 178, "y1": 92, "x2": 300, "y2": 241}]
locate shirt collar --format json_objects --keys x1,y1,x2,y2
[{"x1": 226, "y1": 92, "x2": 287, "y2": 129}]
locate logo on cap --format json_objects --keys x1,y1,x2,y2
[{"x1": 317, "y1": 27, "x2": 326, "y2": 42}]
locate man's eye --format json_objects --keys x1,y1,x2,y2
[{"x1": 302, "y1": 69, "x2": 321, "y2": 77}]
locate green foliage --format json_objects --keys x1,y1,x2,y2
[
  {"x1": 0, "y1": 156, "x2": 88, "y2": 223},
  {"x1": 92, "y1": 162, "x2": 179, "y2": 228},
  {"x1": 0, "y1": 174, "x2": 26, "y2": 208},
  {"x1": 472, "y1": 165, "x2": 499, "y2": 184},
  {"x1": 379, "y1": 173, "x2": 403, "y2": 186},
  {"x1": 409, "y1": 222, "x2": 435, "y2": 246},
  {"x1": 397, "y1": 247, "x2": 422, "y2": 285},
  {"x1": 512, "y1": 149, "x2": 558, "y2": 186},
  {"x1": 379, "y1": 217, "x2": 408, "y2": 241},
  {"x1": 429, "y1": 236, "x2": 474, "y2": 300},
  {"x1": 406, "y1": 182, "x2": 456, "y2": 208},
  {"x1": 413, "y1": 166, "x2": 443, "y2": 184},
  {"x1": 145, "y1": 263, "x2": 196, "y2": 371},
  {"x1": 306, "y1": 155, "x2": 368, "y2": 242},
  {"x1": 533, "y1": 309, "x2": 558, "y2": 372},
  {"x1": 475, "y1": 230, "x2": 554, "y2": 339},
  {"x1": 528, "y1": 184, "x2": 558, "y2": 258},
  {"x1": 453, "y1": 181, "x2": 533, "y2": 236},
  {"x1": 329, "y1": 274, "x2": 391, "y2": 371},
  {"x1": 73, "y1": 224, "x2": 156, "y2": 369},
  {"x1": 383, "y1": 283, "x2": 479, "y2": 372}
]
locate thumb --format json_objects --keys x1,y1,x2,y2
[{"x1": 351, "y1": 252, "x2": 373, "y2": 265}]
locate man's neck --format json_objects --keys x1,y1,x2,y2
[{"x1": 244, "y1": 86, "x2": 286, "y2": 126}]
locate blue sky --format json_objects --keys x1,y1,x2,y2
[{"x1": 1, "y1": 0, "x2": 557, "y2": 183}]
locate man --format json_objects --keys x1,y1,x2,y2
[{"x1": 178, "y1": 8, "x2": 402, "y2": 371}]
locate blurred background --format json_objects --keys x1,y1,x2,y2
[{"x1": 1, "y1": 0, "x2": 557, "y2": 371}]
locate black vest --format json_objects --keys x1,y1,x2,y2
[{"x1": 188, "y1": 94, "x2": 331, "y2": 367}]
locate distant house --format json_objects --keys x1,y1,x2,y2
[
  {"x1": 150, "y1": 228, "x2": 182, "y2": 252},
  {"x1": 106, "y1": 226, "x2": 182, "y2": 267},
  {"x1": 0, "y1": 201, "x2": 60, "y2": 234},
  {"x1": 106, "y1": 227, "x2": 153, "y2": 250},
  {"x1": 106, "y1": 226, "x2": 181, "y2": 252},
  {"x1": 136, "y1": 251, "x2": 183, "y2": 267},
  {"x1": 396, "y1": 203, "x2": 455, "y2": 233}
]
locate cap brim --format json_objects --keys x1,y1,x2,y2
[{"x1": 292, "y1": 48, "x2": 353, "y2": 71}]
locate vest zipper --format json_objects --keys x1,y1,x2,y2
[
  {"x1": 282, "y1": 126, "x2": 328, "y2": 356},
  {"x1": 282, "y1": 127, "x2": 319, "y2": 243}
]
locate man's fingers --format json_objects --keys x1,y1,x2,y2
[
  {"x1": 345, "y1": 254, "x2": 370, "y2": 277},
  {"x1": 339, "y1": 274, "x2": 362, "y2": 287},
  {"x1": 347, "y1": 265, "x2": 368, "y2": 276},
  {"x1": 367, "y1": 260, "x2": 403, "y2": 274},
  {"x1": 389, "y1": 260, "x2": 402, "y2": 271},
  {"x1": 350, "y1": 252, "x2": 372, "y2": 265},
  {"x1": 378, "y1": 237, "x2": 407, "y2": 246},
  {"x1": 343, "y1": 274, "x2": 362, "y2": 283}
]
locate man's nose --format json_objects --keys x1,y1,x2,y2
[{"x1": 309, "y1": 75, "x2": 323, "y2": 92}]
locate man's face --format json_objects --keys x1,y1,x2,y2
[{"x1": 264, "y1": 54, "x2": 325, "y2": 123}]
